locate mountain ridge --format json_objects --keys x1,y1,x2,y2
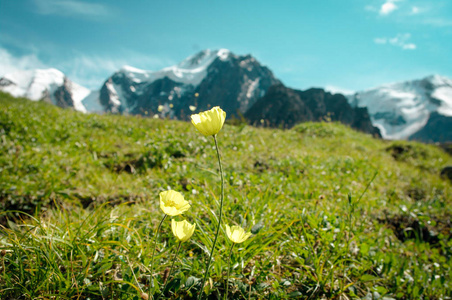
[
  {"x1": 0, "y1": 49, "x2": 450, "y2": 142},
  {"x1": 0, "y1": 68, "x2": 89, "y2": 112},
  {"x1": 98, "y1": 49, "x2": 280, "y2": 118},
  {"x1": 348, "y1": 74, "x2": 452, "y2": 142},
  {"x1": 245, "y1": 83, "x2": 381, "y2": 136}
]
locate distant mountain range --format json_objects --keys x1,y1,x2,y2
[
  {"x1": 245, "y1": 84, "x2": 380, "y2": 137},
  {"x1": 1, "y1": 49, "x2": 451, "y2": 142},
  {"x1": 0, "y1": 68, "x2": 90, "y2": 112},
  {"x1": 349, "y1": 75, "x2": 452, "y2": 143}
]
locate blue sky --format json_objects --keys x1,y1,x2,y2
[{"x1": 0, "y1": 0, "x2": 451, "y2": 92}]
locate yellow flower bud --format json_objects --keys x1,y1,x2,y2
[
  {"x1": 190, "y1": 106, "x2": 226, "y2": 136},
  {"x1": 225, "y1": 225, "x2": 252, "y2": 244},
  {"x1": 159, "y1": 190, "x2": 190, "y2": 216},
  {"x1": 171, "y1": 219, "x2": 196, "y2": 242}
]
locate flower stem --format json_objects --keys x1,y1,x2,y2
[
  {"x1": 197, "y1": 135, "x2": 225, "y2": 300},
  {"x1": 224, "y1": 243, "x2": 235, "y2": 300},
  {"x1": 161, "y1": 241, "x2": 182, "y2": 296},
  {"x1": 149, "y1": 214, "x2": 167, "y2": 299}
]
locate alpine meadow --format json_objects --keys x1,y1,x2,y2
[{"x1": 0, "y1": 91, "x2": 451, "y2": 299}]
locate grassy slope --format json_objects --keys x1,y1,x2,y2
[{"x1": 0, "y1": 92, "x2": 451, "y2": 299}]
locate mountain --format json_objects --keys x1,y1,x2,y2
[
  {"x1": 98, "y1": 49, "x2": 280, "y2": 118},
  {"x1": 409, "y1": 112, "x2": 452, "y2": 143},
  {"x1": 1, "y1": 51, "x2": 450, "y2": 142},
  {"x1": 349, "y1": 75, "x2": 452, "y2": 142},
  {"x1": 0, "y1": 68, "x2": 90, "y2": 112},
  {"x1": 245, "y1": 83, "x2": 381, "y2": 136}
]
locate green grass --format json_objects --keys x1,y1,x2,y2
[{"x1": 0, "y1": 91, "x2": 451, "y2": 299}]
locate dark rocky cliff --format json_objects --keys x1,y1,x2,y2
[
  {"x1": 245, "y1": 83, "x2": 381, "y2": 136},
  {"x1": 409, "y1": 112, "x2": 452, "y2": 143}
]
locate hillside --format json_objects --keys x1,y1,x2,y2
[{"x1": 0, "y1": 91, "x2": 451, "y2": 299}]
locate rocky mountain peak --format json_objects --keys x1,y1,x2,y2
[
  {"x1": 177, "y1": 49, "x2": 231, "y2": 69},
  {"x1": 351, "y1": 74, "x2": 452, "y2": 142},
  {"x1": 0, "y1": 68, "x2": 89, "y2": 112},
  {"x1": 98, "y1": 49, "x2": 280, "y2": 118}
]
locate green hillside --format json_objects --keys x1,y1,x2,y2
[{"x1": 0, "y1": 91, "x2": 451, "y2": 299}]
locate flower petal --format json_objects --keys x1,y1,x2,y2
[{"x1": 191, "y1": 106, "x2": 226, "y2": 136}]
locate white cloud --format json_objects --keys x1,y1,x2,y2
[
  {"x1": 402, "y1": 43, "x2": 416, "y2": 50},
  {"x1": 411, "y1": 6, "x2": 420, "y2": 14},
  {"x1": 56, "y1": 51, "x2": 176, "y2": 89},
  {"x1": 422, "y1": 18, "x2": 452, "y2": 27},
  {"x1": 0, "y1": 47, "x2": 47, "y2": 77},
  {"x1": 33, "y1": 0, "x2": 112, "y2": 17},
  {"x1": 0, "y1": 46, "x2": 176, "y2": 90},
  {"x1": 374, "y1": 38, "x2": 387, "y2": 44},
  {"x1": 380, "y1": 1, "x2": 398, "y2": 15},
  {"x1": 374, "y1": 33, "x2": 417, "y2": 50}
]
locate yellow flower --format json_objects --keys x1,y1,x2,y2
[
  {"x1": 171, "y1": 219, "x2": 196, "y2": 242},
  {"x1": 190, "y1": 106, "x2": 226, "y2": 136},
  {"x1": 225, "y1": 225, "x2": 252, "y2": 244},
  {"x1": 159, "y1": 190, "x2": 190, "y2": 216}
]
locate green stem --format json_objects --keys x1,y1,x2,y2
[
  {"x1": 161, "y1": 241, "x2": 182, "y2": 296},
  {"x1": 224, "y1": 243, "x2": 235, "y2": 300},
  {"x1": 149, "y1": 214, "x2": 167, "y2": 299},
  {"x1": 301, "y1": 218, "x2": 318, "y2": 270},
  {"x1": 197, "y1": 135, "x2": 225, "y2": 300},
  {"x1": 2, "y1": 255, "x2": 6, "y2": 280}
]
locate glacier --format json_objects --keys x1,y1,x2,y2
[{"x1": 350, "y1": 75, "x2": 452, "y2": 140}]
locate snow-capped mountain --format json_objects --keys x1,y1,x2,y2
[
  {"x1": 98, "y1": 49, "x2": 280, "y2": 118},
  {"x1": 350, "y1": 75, "x2": 452, "y2": 142},
  {"x1": 0, "y1": 68, "x2": 90, "y2": 112},
  {"x1": 1, "y1": 50, "x2": 450, "y2": 142}
]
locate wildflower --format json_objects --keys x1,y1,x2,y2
[
  {"x1": 226, "y1": 225, "x2": 252, "y2": 244},
  {"x1": 150, "y1": 190, "x2": 190, "y2": 298},
  {"x1": 223, "y1": 225, "x2": 252, "y2": 300},
  {"x1": 195, "y1": 106, "x2": 226, "y2": 300},
  {"x1": 159, "y1": 190, "x2": 190, "y2": 216},
  {"x1": 161, "y1": 220, "x2": 196, "y2": 293},
  {"x1": 171, "y1": 219, "x2": 196, "y2": 242},
  {"x1": 190, "y1": 106, "x2": 226, "y2": 136}
]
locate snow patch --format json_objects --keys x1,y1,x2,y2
[
  {"x1": 70, "y1": 81, "x2": 90, "y2": 113},
  {"x1": 1, "y1": 68, "x2": 64, "y2": 100},
  {"x1": 432, "y1": 87, "x2": 452, "y2": 116},
  {"x1": 0, "y1": 68, "x2": 93, "y2": 113},
  {"x1": 246, "y1": 78, "x2": 260, "y2": 98},
  {"x1": 105, "y1": 81, "x2": 123, "y2": 109},
  {"x1": 120, "y1": 65, "x2": 150, "y2": 83},
  {"x1": 115, "y1": 49, "x2": 231, "y2": 88}
]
